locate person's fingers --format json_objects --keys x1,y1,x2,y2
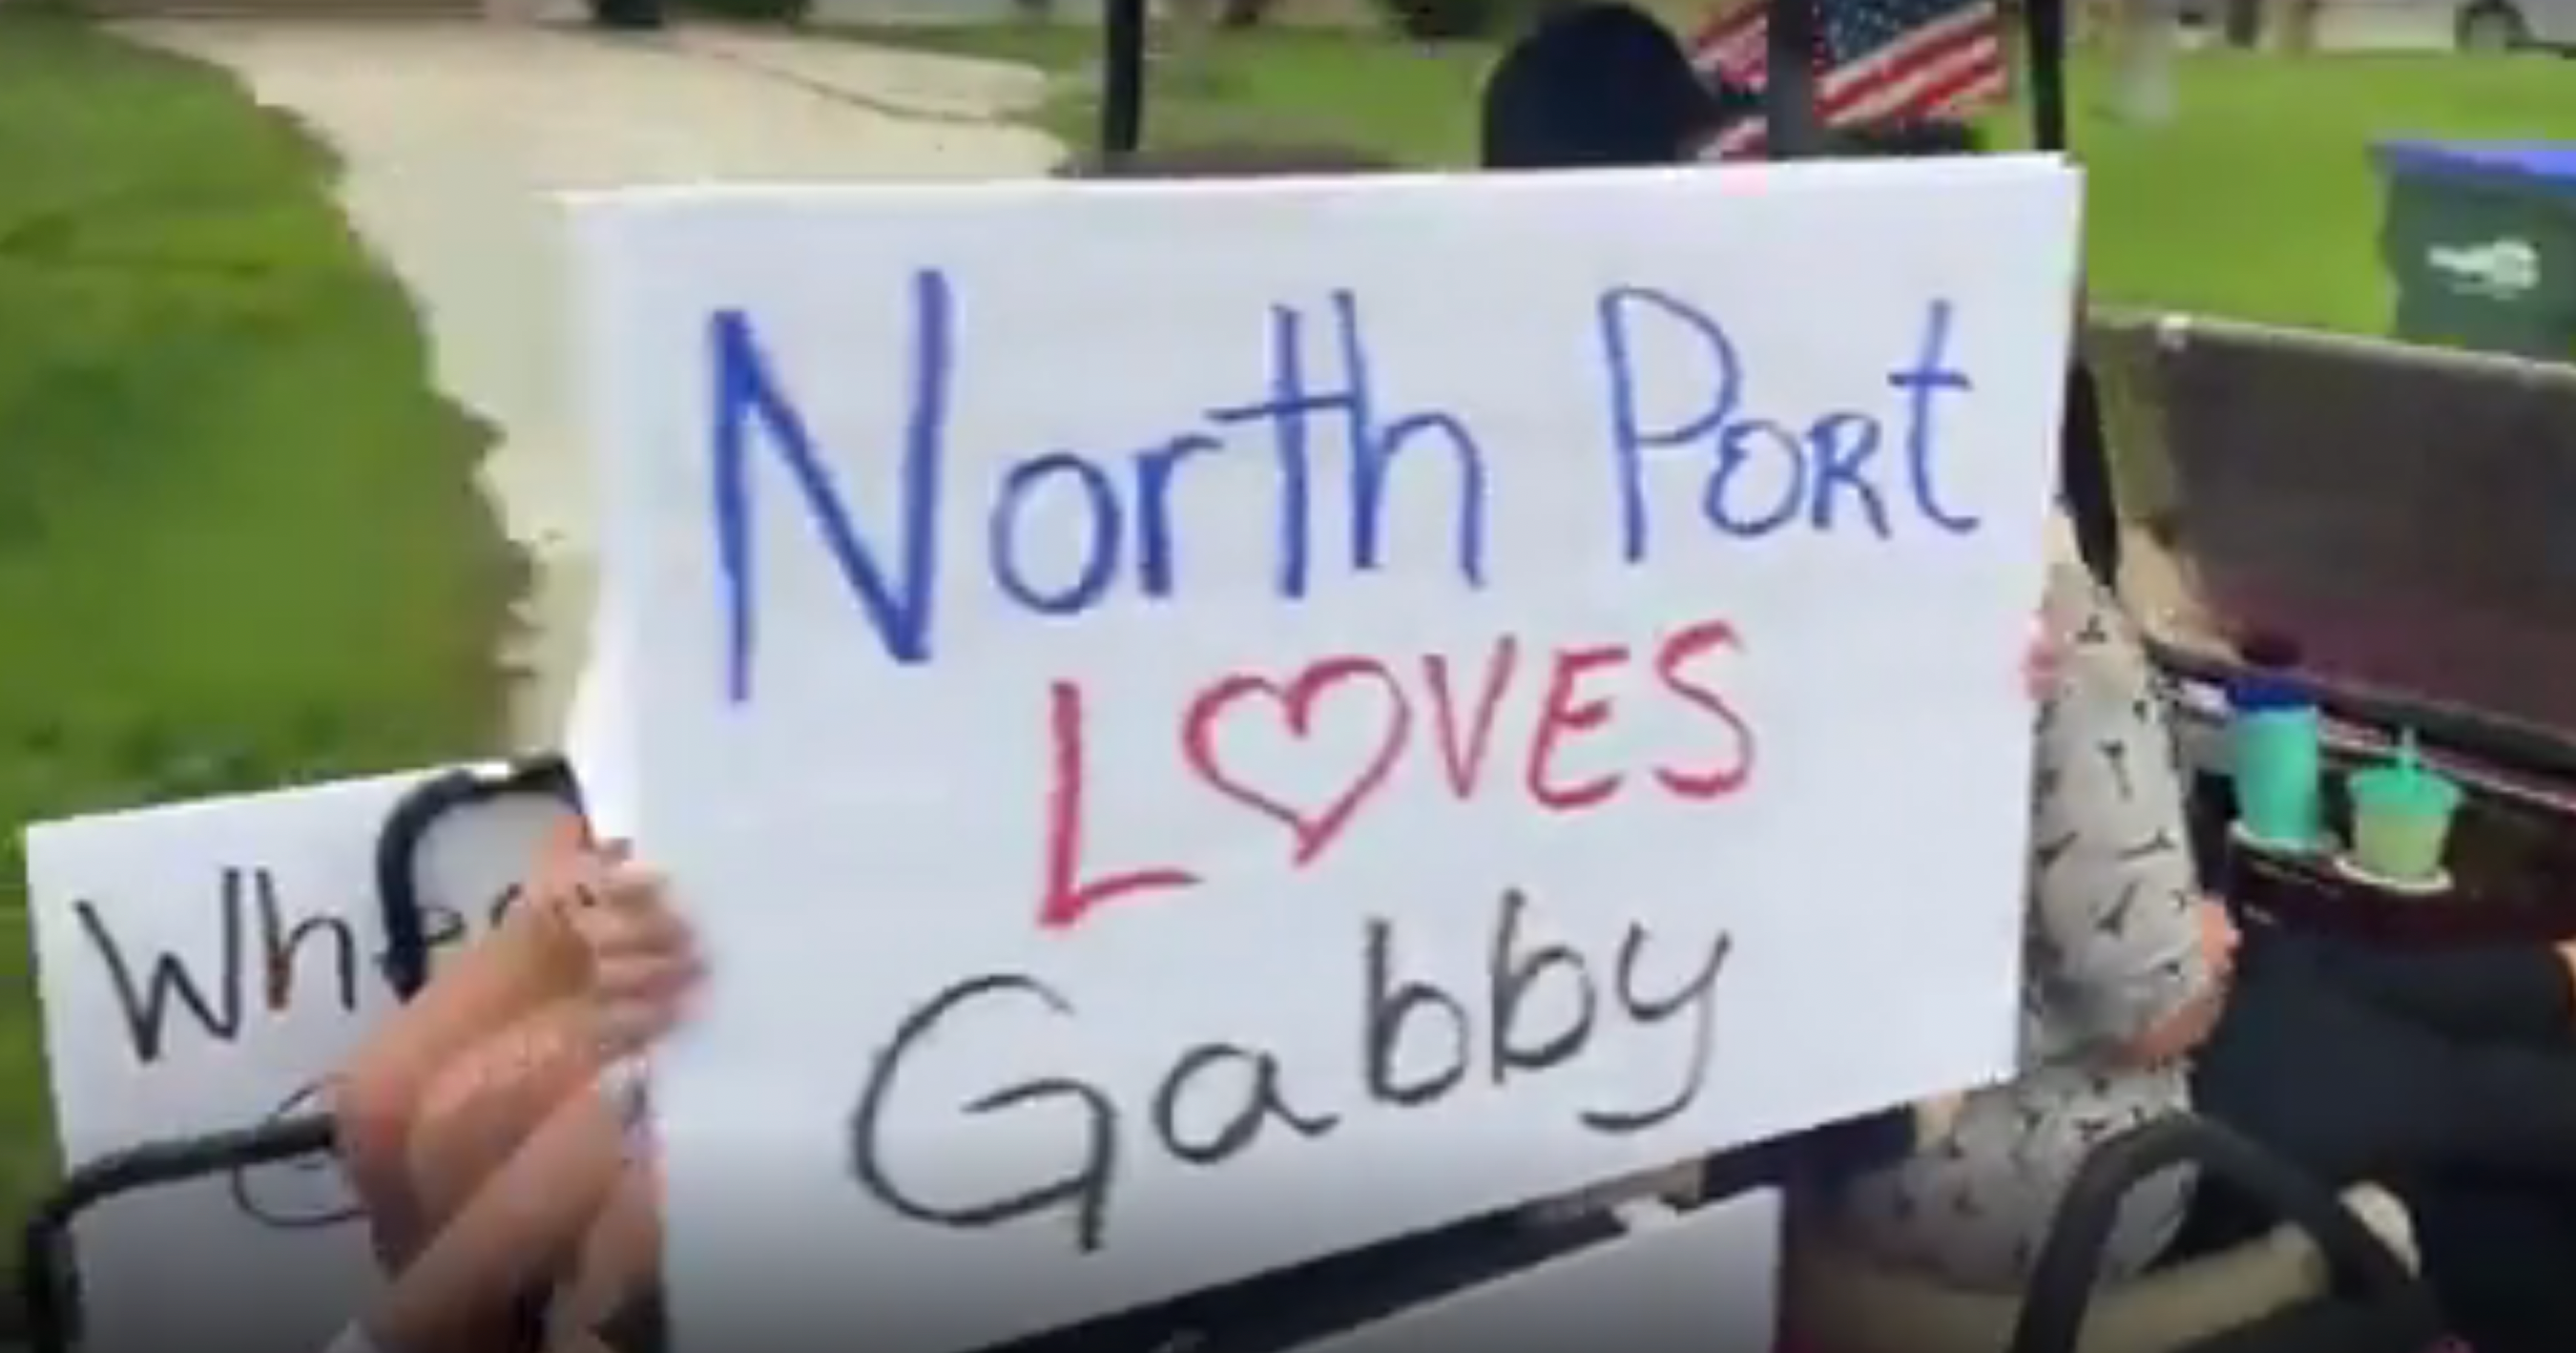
[
  {"x1": 551, "y1": 856, "x2": 661, "y2": 924},
  {"x1": 543, "y1": 815, "x2": 590, "y2": 864},
  {"x1": 592, "y1": 947, "x2": 703, "y2": 1004},
  {"x1": 571, "y1": 885, "x2": 693, "y2": 960},
  {"x1": 576, "y1": 894, "x2": 701, "y2": 981},
  {"x1": 585, "y1": 872, "x2": 698, "y2": 971},
  {"x1": 521, "y1": 818, "x2": 596, "y2": 908},
  {"x1": 595, "y1": 858, "x2": 666, "y2": 911},
  {"x1": 528, "y1": 831, "x2": 651, "y2": 932},
  {"x1": 2023, "y1": 625, "x2": 2065, "y2": 702},
  {"x1": 551, "y1": 851, "x2": 702, "y2": 1060},
  {"x1": 591, "y1": 990, "x2": 689, "y2": 1060}
]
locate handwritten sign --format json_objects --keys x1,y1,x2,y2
[
  {"x1": 569, "y1": 653, "x2": 641, "y2": 842},
  {"x1": 23, "y1": 772, "x2": 569, "y2": 1353},
  {"x1": 1296, "y1": 1188, "x2": 1779, "y2": 1353},
  {"x1": 576, "y1": 159, "x2": 2081, "y2": 1353}
]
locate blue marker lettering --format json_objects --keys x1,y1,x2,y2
[
  {"x1": 1202, "y1": 303, "x2": 1322, "y2": 600},
  {"x1": 1130, "y1": 431, "x2": 1226, "y2": 600},
  {"x1": 1328, "y1": 291, "x2": 1487, "y2": 587},
  {"x1": 1804, "y1": 411, "x2": 1890, "y2": 536},
  {"x1": 989, "y1": 451, "x2": 1123, "y2": 614},
  {"x1": 1596, "y1": 285, "x2": 1708, "y2": 562},
  {"x1": 1706, "y1": 420, "x2": 1806, "y2": 537},
  {"x1": 1601, "y1": 285, "x2": 1981, "y2": 552},
  {"x1": 707, "y1": 266, "x2": 954, "y2": 700},
  {"x1": 1887, "y1": 298, "x2": 1976, "y2": 534},
  {"x1": 1598, "y1": 285, "x2": 1804, "y2": 547}
]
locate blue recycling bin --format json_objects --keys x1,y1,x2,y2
[{"x1": 2375, "y1": 140, "x2": 2576, "y2": 361}]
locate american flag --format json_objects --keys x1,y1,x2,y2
[{"x1": 1689, "y1": 0, "x2": 2010, "y2": 158}]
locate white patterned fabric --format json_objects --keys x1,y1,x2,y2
[{"x1": 1828, "y1": 556, "x2": 2218, "y2": 1291}]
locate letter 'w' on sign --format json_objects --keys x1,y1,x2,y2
[{"x1": 571, "y1": 160, "x2": 2082, "y2": 1353}]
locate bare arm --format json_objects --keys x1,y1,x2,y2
[
  {"x1": 359, "y1": 1082, "x2": 632, "y2": 1353},
  {"x1": 336, "y1": 821, "x2": 592, "y2": 1261}
]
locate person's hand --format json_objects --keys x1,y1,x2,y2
[
  {"x1": 2198, "y1": 896, "x2": 2242, "y2": 986},
  {"x1": 2115, "y1": 899, "x2": 2241, "y2": 1069},
  {"x1": 2024, "y1": 619, "x2": 2065, "y2": 703},
  {"x1": 528, "y1": 827, "x2": 704, "y2": 1060}
]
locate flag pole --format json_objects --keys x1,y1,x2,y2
[
  {"x1": 1100, "y1": 0, "x2": 1149, "y2": 161},
  {"x1": 1761, "y1": 0, "x2": 1827, "y2": 157},
  {"x1": 2028, "y1": 0, "x2": 2070, "y2": 149}
]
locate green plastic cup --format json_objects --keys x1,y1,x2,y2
[
  {"x1": 2233, "y1": 707, "x2": 2323, "y2": 848},
  {"x1": 2346, "y1": 742, "x2": 2462, "y2": 884}
]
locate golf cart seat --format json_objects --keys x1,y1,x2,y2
[
  {"x1": 2086, "y1": 310, "x2": 2576, "y2": 760},
  {"x1": 1783, "y1": 1183, "x2": 2418, "y2": 1353}
]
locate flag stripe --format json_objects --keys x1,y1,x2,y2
[
  {"x1": 1818, "y1": 7, "x2": 1997, "y2": 100},
  {"x1": 1691, "y1": 6, "x2": 1771, "y2": 82},
  {"x1": 1821, "y1": 21, "x2": 2002, "y2": 121},
  {"x1": 1686, "y1": 0, "x2": 2009, "y2": 159},
  {"x1": 1836, "y1": 45, "x2": 2005, "y2": 127}
]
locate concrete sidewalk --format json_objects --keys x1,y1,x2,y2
[{"x1": 120, "y1": 19, "x2": 1066, "y2": 747}]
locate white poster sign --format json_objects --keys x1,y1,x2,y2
[
  {"x1": 1298, "y1": 1188, "x2": 1780, "y2": 1353},
  {"x1": 578, "y1": 159, "x2": 2080, "y2": 1353},
  {"x1": 568, "y1": 656, "x2": 641, "y2": 843},
  {"x1": 23, "y1": 770, "x2": 570, "y2": 1353}
]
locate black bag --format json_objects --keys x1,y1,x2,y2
[{"x1": 2007, "y1": 1114, "x2": 2462, "y2": 1353}]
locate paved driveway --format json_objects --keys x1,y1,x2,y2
[{"x1": 121, "y1": 20, "x2": 1067, "y2": 747}]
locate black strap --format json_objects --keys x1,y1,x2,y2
[
  {"x1": 372, "y1": 756, "x2": 582, "y2": 1001},
  {"x1": 2008, "y1": 1114, "x2": 2436, "y2": 1353}
]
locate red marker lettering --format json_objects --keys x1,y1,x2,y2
[
  {"x1": 1651, "y1": 619, "x2": 1756, "y2": 799},
  {"x1": 1038, "y1": 679, "x2": 1198, "y2": 931},
  {"x1": 1422, "y1": 635, "x2": 1519, "y2": 801},
  {"x1": 1524, "y1": 643, "x2": 1629, "y2": 813}
]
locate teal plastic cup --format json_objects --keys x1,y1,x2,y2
[
  {"x1": 2233, "y1": 706, "x2": 2323, "y2": 848},
  {"x1": 2348, "y1": 759, "x2": 2462, "y2": 883}
]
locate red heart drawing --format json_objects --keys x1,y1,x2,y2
[{"x1": 1181, "y1": 656, "x2": 1413, "y2": 867}]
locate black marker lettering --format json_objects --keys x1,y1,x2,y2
[
  {"x1": 1362, "y1": 917, "x2": 1470, "y2": 1107},
  {"x1": 1487, "y1": 888, "x2": 1596, "y2": 1083},
  {"x1": 255, "y1": 868, "x2": 359, "y2": 1016},
  {"x1": 1150, "y1": 1044, "x2": 1340, "y2": 1166},
  {"x1": 231, "y1": 1077, "x2": 361, "y2": 1230},
  {"x1": 1579, "y1": 929, "x2": 1731, "y2": 1134},
  {"x1": 75, "y1": 869, "x2": 250, "y2": 1065},
  {"x1": 850, "y1": 972, "x2": 1117, "y2": 1252}
]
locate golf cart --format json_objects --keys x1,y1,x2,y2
[{"x1": 24, "y1": 2, "x2": 2576, "y2": 1351}]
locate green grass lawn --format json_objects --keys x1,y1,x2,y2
[
  {"x1": 851, "y1": 23, "x2": 2576, "y2": 338},
  {"x1": 2033, "y1": 51, "x2": 2576, "y2": 335},
  {"x1": 866, "y1": 23, "x2": 1495, "y2": 165},
  {"x1": 0, "y1": 14, "x2": 516, "y2": 1250}
]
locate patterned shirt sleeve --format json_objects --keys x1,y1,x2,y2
[{"x1": 2026, "y1": 562, "x2": 2215, "y2": 1052}]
